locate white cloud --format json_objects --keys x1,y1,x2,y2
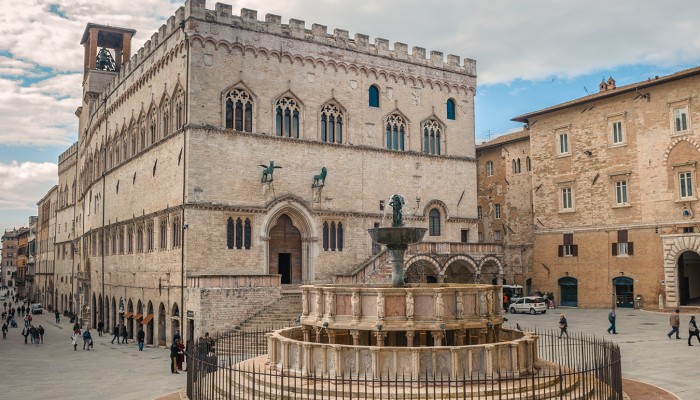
[
  {"x1": 0, "y1": 74, "x2": 81, "y2": 147},
  {"x1": 0, "y1": 160, "x2": 57, "y2": 228}
]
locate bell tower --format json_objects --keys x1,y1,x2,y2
[{"x1": 80, "y1": 23, "x2": 136, "y2": 78}]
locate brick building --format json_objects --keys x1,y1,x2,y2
[
  {"x1": 43, "y1": 0, "x2": 497, "y2": 341},
  {"x1": 513, "y1": 72, "x2": 700, "y2": 309},
  {"x1": 1, "y1": 229, "x2": 21, "y2": 288},
  {"x1": 475, "y1": 130, "x2": 534, "y2": 288}
]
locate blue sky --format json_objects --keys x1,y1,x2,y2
[{"x1": 2, "y1": 0, "x2": 700, "y2": 232}]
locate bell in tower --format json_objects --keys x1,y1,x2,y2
[{"x1": 80, "y1": 23, "x2": 136, "y2": 77}]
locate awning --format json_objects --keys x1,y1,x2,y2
[
  {"x1": 123, "y1": 312, "x2": 133, "y2": 319},
  {"x1": 133, "y1": 313, "x2": 143, "y2": 320},
  {"x1": 141, "y1": 313, "x2": 154, "y2": 325}
]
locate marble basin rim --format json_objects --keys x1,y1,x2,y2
[{"x1": 367, "y1": 227, "x2": 427, "y2": 248}]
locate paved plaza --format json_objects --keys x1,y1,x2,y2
[
  {"x1": 505, "y1": 307, "x2": 694, "y2": 400},
  {"x1": 0, "y1": 302, "x2": 184, "y2": 400},
  {"x1": 0, "y1": 301, "x2": 693, "y2": 400}
]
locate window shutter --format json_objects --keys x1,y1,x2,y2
[
  {"x1": 628, "y1": 242, "x2": 634, "y2": 256},
  {"x1": 572, "y1": 245, "x2": 578, "y2": 256},
  {"x1": 612, "y1": 243, "x2": 618, "y2": 256},
  {"x1": 563, "y1": 233, "x2": 573, "y2": 245},
  {"x1": 558, "y1": 245, "x2": 564, "y2": 257},
  {"x1": 617, "y1": 230, "x2": 628, "y2": 243}
]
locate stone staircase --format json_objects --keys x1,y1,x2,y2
[{"x1": 236, "y1": 289, "x2": 302, "y2": 330}]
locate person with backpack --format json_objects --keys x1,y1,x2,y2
[
  {"x1": 558, "y1": 314, "x2": 569, "y2": 338},
  {"x1": 607, "y1": 308, "x2": 617, "y2": 334},
  {"x1": 689, "y1": 316, "x2": 700, "y2": 346},
  {"x1": 82, "y1": 328, "x2": 93, "y2": 350}
]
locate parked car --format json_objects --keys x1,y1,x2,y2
[
  {"x1": 508, "y1": 297, "x2": 547, "y2": 315},
  {"x1": 31, "y1": 304, "x2": 43, "y2": 314}
]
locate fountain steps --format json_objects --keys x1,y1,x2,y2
[
  {"x1": 236, "y1": 292, "x2": 303, "y2": 330},
  {"x1": 198, "y1": 357, "x2": 600, "y2": 400}
]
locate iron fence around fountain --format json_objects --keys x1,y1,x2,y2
[{"x1": 186, "y1": 327, "x2": 622, "y2": 400}]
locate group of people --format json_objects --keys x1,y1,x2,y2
[
  {"x1": 169, "y1": 330, "x2": 186, "y2": 373},
  {"x1": 667, "y1": 309, "x2": 700, "y2": 346},
  {"x1": 111, "y1": 322, "x2": 130, "y2": 344},
  {"x1": 2, "y1": 293, "x2": 36, "y2": 338}
]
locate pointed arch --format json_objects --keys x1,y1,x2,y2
[
  {"x1": 384, "y1": 109, "x2": 409, "y2": 151},
  {"x1": 222, "y1": 81, "x2": 257, "y2": 132},
  {"x1": 273, "y1": 90, "x2": 304, "y2": 139},
  {"x1": 421, "y1": 115, "x2": 445, "y2": 155},
  {"x1": 319, "y1": 98, "x2": 346, "y2": 144}
]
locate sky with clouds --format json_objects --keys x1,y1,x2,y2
[{"x1": 1, "y1": 0, "x2": 700, "y2": 231}]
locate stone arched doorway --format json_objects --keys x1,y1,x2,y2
[
  {"x1": 559, "y1": 277, "x2": 578, "y2": 307},
  {"x1": 127, "y1": 299, "x2": 134, "y2": 339},
  {"x1": 662, "y1": 235, "x2": 700, "y2": 307},
  {"x1": 405, "y1": 259, "x2": 440, "y2": 283},
  {"x1": 268, "y1": 214, "x2": 303, "y2": 284},
  {"x1": 679, "y1": 251, "x2": 700, "y2": 305},
  {"x1": 104, "y1": 297, "x2": 110, "y2": 332},
  {"x1": 172, "y1": 303, "x2": 180, "y2": 341},
  {"x1": 479, "y1": 258, "x2": 501, "y2": 284},
  {"x1": 146, "y1": 301, "x2": 155, "y2": 345},
  {"x1": 158, "y1": 303, "x2": 167, "y2": 346},
  {"x1": 92, "y1": 293, "x2": 97, "y2": 329},
  {"x1": 442, "y1": 257, "x2": 477, "y2": 283},
  {"x1": 613, "y1": 277, "x2": 634, "y2": 308}
]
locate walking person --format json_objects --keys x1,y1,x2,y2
[
  {"x1": 2, "y1": 322, "x2": 7, "y2": 338},
  {"x1": 137, "y1": 326, "x2": 145, "y2": 351},
  {"x1": 607, "y1": 308, "x2": 617, "y2": 334},
  {"x1": 689, "y1": 316, "x2": 700, "y2": 346},
  {"x1": 22, "y1": 325, "x2": 29, "y2": 344},
  {"x1": 82, "y1": 328, "x2": 93, "y2": 350},
  {"x1": 668, "y1": 309, "x2": 681, "y2": 339},
  {"x1": 55, "y1": 310, "x2": 60, "y2": 324},
  {"x1": 170, "y1": 340, "x2": 180, "y2": 374},
  {"x1": 111, "y1": 324, "x2": 120, "y2": 344},
  {"x1": 97, "y1": 320, "x2": 104, "y2": 337},
  {"x1": 71, "y1": 330, "x2": 79, "y2": 351},
  {"x1": 559, "y1": 314, "x2": 569, "y2": 338},
  {"x1": 121, "y1": 324, "x2": 128, "y2": 344},
  {"x1": 38, "y1": 325, "x2": 45, "y2": 343}
]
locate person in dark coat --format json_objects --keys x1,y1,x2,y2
[
  {"x1": 607, "y1": 308, "x2": 617, "y2": 334},
  {"x1": 111, "y1": 324, "x2": 120, "y2": 344},
  {"x1": 121, "y1": 324, "x2": 128, "y2": 344},
  {"x1": 82, "y1": 328, "x2": 93, "y2": 350},
  {"x1": 38, "y1": 325, "x2": 45, "y2": 343},
  {"x1": 2, "y1": 322, "x2": 7, "y2": 338},
  {"x1": 689, "y1": 316, "x2": 700, "y2": 346},
  {"x1": 170, "y1": 340, "x2": 180, "y2": 373},
  {"x1": 559, "y1": 314, "x2": 569, "y2": 338},
  {"x1": 137, "y1": 326, "x2": 145, "y2": 351},
  {"x1": 97, "y1": 320, "x2": 104, "y2": 336}
]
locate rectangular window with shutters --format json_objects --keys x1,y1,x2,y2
[
  {"x1": 611, "y1": 229, "x2": 634, "y2": 257},
  {"x1": 558, "y1": 233, "x2": 578, "y2": 257}
]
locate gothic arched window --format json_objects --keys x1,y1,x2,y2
[
  {"x1": 330, "y1": 222, "x2": 337, "y2": 251},
  {"x1": 175, "y1": 88, "x2": 185, "y2": 130},
  {"x1": 429, "y1": 209, "x2": 441, "y2": 236},
  {"x1": 225, "y1": 88, "x2": 253, "y2": 132},
  {"x1": 512, "y1": 159, "x2": 517, "y2": 174},
  {"x1": 226, "y1": 218, "x2": 234, "y2": 249},
  {"x1": 320, "y1": 103, "x2": 344, "y2": 143},
  {"x1": 235, "y1": 218, "x2": 243, "y2": 249},
  {"x1": 369, "y1": 85, "x2": 380, "y2": 107},
  {"x1": 322, "y1": 222, "x2": 329, "y2": 251},
  {"x1": 423, "y1": 119, "x2": 442, "y2": 155},
  {"x1": 337, "y1": 222, "x2": 344, "y2": 251},
  {"x1": 526, "y1": 156, "x2": 532, "y2": 172},
  {"x1": 446, "y1": 99, "x2": 456, "y2": 120},
  {"x1": 149, "y1": 109, "x2": 158, "y2": 145},
  {"x1": 275, "y1": 97, "x2": 300, "y2": 138},
  {"x1": 386, "y1": 114, "x2": 406, "y2": 151},
  {"x1": 244, "y1": 218, "x2": 252, "y2": 249},
  {"x1": 161, "y1": 97, "x2": 170, "y2": 137}
]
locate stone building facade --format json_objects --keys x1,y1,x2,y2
[
  {"x1": 1, "y1": 229, "x2": 22, "y2": 288},
  {"x1": 36, "y1": 186, "x2": 57, "y2": 307},
  {"x1": 513, "y1": 72, "x2": 700, "y2": 309},
  {"x1": 476, "y1": 130, "x2": 533, "y2": 288},
  {"x1": 48, "y1": 0, "x2": 485, "y2": 341}
]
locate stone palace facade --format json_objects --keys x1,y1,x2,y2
[{"x1": 38, "y1": 0, "x2": 500, "y2": 342}]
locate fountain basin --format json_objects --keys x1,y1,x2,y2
[{"x1": 368, "y1": 227, "x2": 427, "y2": 249}]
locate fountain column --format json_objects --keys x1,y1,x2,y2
[{"x1": 387, "y1": 244, "x2": 408, "y2": 287}]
